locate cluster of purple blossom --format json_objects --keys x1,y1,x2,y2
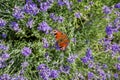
[
  {"x1": 101, "y1": 3, "x2": 120, "y2": 57},
  {"x1": 81, "y1": 48, "x2": 93, "y2": 64},
  {"x1": 79, "y1": 48, "x2": 119, "y2": 79},
  {"x1": 57, "y1": 0, "x2": 72, "y2": 10},
  {"x1": 42, "y1": 38, "x2": 50, "y2": 48},
  {"x1": 38, "y1": 21, "x2": 52, "y2": 34},
  {"x1": 0, "y1": 19, "x2": 6, "y2": 28},
  {"x1": 50, "y1": 13, "x2": 64, "y2": 23},
  {"x1": 37, "y1": 64, "x2": 59, "y2": 80},
  {"x1": 37, "y1": 63, "x2": 72, "y2": 80},
  {"x1": 0, "y1": 44, "x2": 9, "y2": 68},
  {"x1": 38, "y1": 52, "x2": 78, "y2": 80},
  {"x1": 21, "y1": 47, "x2": 32, "y2": 56}
]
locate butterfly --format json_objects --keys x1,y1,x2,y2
[{"x1": 52, "y1": 29, "x2": 69, "y2": 51}]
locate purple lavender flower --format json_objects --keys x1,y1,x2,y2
[
  {"x1": 102, "y1": 6, "x2": 111, "y2": 14},
  {"x1": 26, "y1": 0, "x2": 32, "y2": 3},
  {"x1": 24, "y1": 2, "x2": 39, "y2": 15},
  {"x1": 81, "y1": 56, "x2": 89, "y2": 63},
  {"x1": 49, "y1": 70, "x2": 59, "y2": 79},
  {"x1": 102, "y1": 64, "x2": 108, "y2": 69},
  {"x1": 0, "y1": 61, "x2": 6, "y2": 68},
  {"x1": 97, "y1": 69, "x2": 106, "y2": 79},
  {"x1": 21, "y1": 61, "x2": 29, "y2": 68},
  {"x1": 42, "y1": 38, "x2": 49, "y2": 48},
  {"x1": 89, "y1": 1, "x2": 94, "y2": 5},
  {"x1": 114, "y1": 73, "x2": 118, "y2": 79},
  {"x1": 38, "y1": 21, "x2": 52, "y2": 34},
  {"x1": 40, "y1": 2, "x2": 51, "y2": 12},
  {"x1": 57, "y1": 0, "x2": 72, "y2": 10},
  {"x1": 12, "y1": 6, "x2": 24, "y2": 19},
  {"x1": 0, "y1": 74, "x2": 11, "y2": 80},
  {"x1": 88, "y1": 61, "x2": 95, "y2": 68},
  {"x1": 39, "y1": 72, "x2": 49, "y2": 80},
  {"x1": 114, "y1": 11, "x2": 120, "y2": 16},
  {"x1": 37, "y1": 64, "x2": 48, "y2": 71},
  {"x1": 2, "y1": 53, "x2": 10, "y2": 61},
  {"x1": 115, "y1": 63, "x2": 120, "y2": 70},
  {"x1": 81, "y1": 48, "x2": 93, "y2": 64},
  {"x1": 77, "y1": 0, "x2": 82, "y2": 2},
  {"x1": 86, "y1": 48, "x2": 92, "y2": 58},
  {"x1": 50, "y1": 13, "x2": 55, "y2": 19},
  {"x1": 86, "y1": 48, "x2": 93, "y2": 60},
  {"x1": 39, "y1": 68, "x2": 51, "y2": 80},
  {"x1": 10, "y1": 22, "x2": 21, "y2": 32},
  {"x1": 114, "y1": 18, "x2": 120, "y2": 29},
  {"x1": 88, "y1": 72, "x2": 94, "y2": 79},
  {"x1": 102, "y1": 40, "x2": 111, "y2": 51},
  {"x1": 111, "y1": 43, "x2": 119, "y2": 53},
  {"x1": 21, "y1": 47, "x2": 32, "y2": 56},
  {"x1": 20, "y1": 69, "x2": 25, "y2": 75},
  {"x1": 1, "y1": 33, "x2": 7, "y2": 38},
  {"x1": 55, "y1": 42, "x2": 61, "y2": 50},
  {"x1": 57, "y1": 0, "x2": 65, "y2": 6},
  {"x1": 60, "y1": 65, "x2": 70, "y2": 74},
  {"x1": 114, "y1": 18, "x2": 120, "y2": 25},
  {"x1": 38, "y1": 66, "x2": 60, "y2": 80},
  {"x1": 50, "y1": 13, "x2": 58, "y2": 22},
  {"x1": 50, "y1": 13, "x2": 64, "y2": 23},
  {"x1": 95, "y1": 63, "x2": 101, "y2": 70},
  {"x1": 74, "y1": 12, "x2": 82, "y2": 18},
  {"x1": 38, "y1": 0, "x2": 41, "y2": 2},
  {"x1": 117, "y1": 24, "x2": 120, "y2": 29},
  {"x1": 57, "y1": 16, "x2": 64, "y2": 23},
  {"x1": 0, "y1": 18, "x2": 6, "y2": 27},
  {"x1": 67, "y1": 54, "x2": 78, "y2": 63},
  {"x1": 114, "y1": 3, "x2": 120, "y2": 8},
  {"x1": 0, "y1": 44, "x2": 9, "y2": 51},
  {"x1": 64, "y1": 0, "x2": 72, "y2": 10},
  {"x1": 26, "y1": 18, "x2": 34, "y2": 28},
  {"x1": 105, "y1": 25, "x2": 113, "y2": 36},
  {"x1": 118, "y1": 57, "x2": 120, "y2": 61},
  {"x1": 102, "y1": 38, "x2": 111, "y2": 45}
]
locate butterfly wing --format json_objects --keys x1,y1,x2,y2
[
  {"x1": 58, "y1": 38, "x2": 69, "y2": 50},
  {"x1": 52, "y1": 30, "x2": 69, "y2": 50},
  {"x1": 52, "y1": 30, "x2": 63, "y2": 41}
]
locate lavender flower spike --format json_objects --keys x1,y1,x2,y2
[
  {"x1": 38, "y1": 21, "x2": 52, "y2": 34},
  {"x1": 0, "y1": 18, "x2": 6, "y2": 27},
  {"x1": 21, "y1": 47, "x2": 32, "y2": 56},
  {"x1": 12, "y1": 6, "x2": 24, "y2": 19}
]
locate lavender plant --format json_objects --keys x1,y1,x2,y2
[{"x1": 0, "y1": 0, "x2": 120, "y2": 80}]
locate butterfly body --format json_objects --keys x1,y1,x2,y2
[{"x1": 52, "y1": 30, "x2": 69, "y2": 51}]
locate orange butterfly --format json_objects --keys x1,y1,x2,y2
[{"x1": 52, "y1": 29, "x2": 69, "y2": 51}]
